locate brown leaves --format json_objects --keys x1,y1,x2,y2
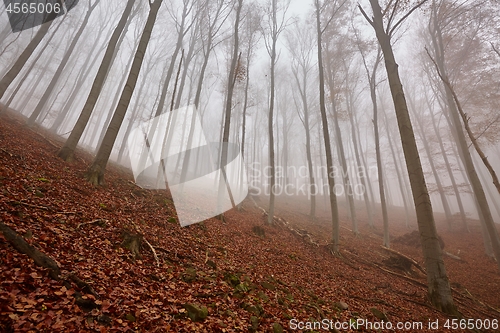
[{"x1": 1, "y1": 111, "x2": 500, "y2": 332}]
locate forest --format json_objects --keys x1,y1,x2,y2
[{"x1": 1, "y1": 0, "x2": 500, "y2": 331}]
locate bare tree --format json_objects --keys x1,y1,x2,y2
[
  {"x1": 261, "y1": 0, "x2": 290, "y2": 224},
  {"x1": 359, "y1": 0, "x2": 457, "y2": 313},
  {"x1": 217, "y1": 0, "x2": 244, "y2": 213},
  {"x1": 287, "y1": 20, "x2": 318, "y2": 218},
  {"x1": 0, "y1": 2, "x2": 63, "y2": 100},
  {"x1": 86, "y1": 0, "x2": 164, "y2": 185},
  {"x1": 358, "y1": 40, "x2": 390, "y2": 244},
  {"x1": 27, "y1": 0, "x2": 101, "y2": 126},
  {"x1": 314, "y1": 0, "x2": 346, "y2": 252},
  {"x1": 426, "y1": 0, "x2": 500, "y2": 269},
  {"x1": 58, "y1": 0, "x2": 136, "y2": 161}
]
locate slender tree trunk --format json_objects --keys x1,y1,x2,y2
[
  {"x1": 86, "y1": 0, "x2": 163, "y2": 185},
  {"x1": 428, "y1": 4, "x2": 500, "y2": 269},
  {"x1": 95, "y1": 43, "x2": 138, "y2": 151},
  {"x1": 27, "y1": 1, "x2": 99, "y2": 126},
  {"x1": 16, "y1": 35, "x2": 66, "y2": 115},
  {"x1": 346, "y1": 93, "x2": 372, "y2": 227},
  {"x1": 427, "y1": 97, "x2": 468, "y2": 230},
  {"x1": 3, "y1": 17, "x2": 65, "y2": 112},
  {"x1": 50, "y1": 27, "x2": 109, "y2": 133},
  {"x1": 331, "y1": 95, "x2": 357, "y2": 233},
  {"x1": 382, "y1": 110, "x2": 411, "y2": 228},
  {"x1": 362, "y1": 0, "x2": 457, "y2": 313},
  {"x1": 292, "y1": 66, "x2": 317, "y2": 218},
  {"x1": 0, "y1": 4, "x2": 61, "y2": 100},
  {"x1": 217, "y1": 0, "x2": 243, "y2": 213},
  {"x1": 58, "y1": 0, "x2": 135, "y2": 161},
  {"x1": 315, "y1": 0, "x2": 340, "y2": 252}
]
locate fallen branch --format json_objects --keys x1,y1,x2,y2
[
  {"x1": 349, "y1": 248, "x2": 428, "y2": 289},
  {"x1": 10, "y1": 200, "x2": 52, "y2": 211},
  {"x1": 464, "y1": 288, "x2": 500, "y2": 316},
  {"x1": 443, "y1": 251, "x2": 463, "y2": 261},
  {"x1": 77, "y1": 219, "x2": 107, "y2": 229},
  {"x1": 0, "y1": 148, "x2": 13, "y2": 157},
  {"x1": 144, "y1": 238, "x2": 160, "y2": 267},
  {"x1": 67, "y1": 272, "x2": 99, "y2": 299},
  {"x1": 0, "y1": 222, "x2": 60, "y2": 279},
  {"x1": 381, "y1": 246, "x2": 426, "y2": 275},
  {"x1": 376, "y1": 264, "x2": 428, "y2": 289},
  {"x1": 56, "y1": 211, "x2": 79, "y2": 215}
]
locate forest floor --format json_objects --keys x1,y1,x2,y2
[{"x1": 1, "y1": 108, "x2": 500, "y2": 332}]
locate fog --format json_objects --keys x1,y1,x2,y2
[{"x1": 1, "y1": 0, "x2": 500, "y2": 227}]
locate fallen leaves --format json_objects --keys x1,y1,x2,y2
[{"x1": 1, "y1": 111, "x2": 500, "y2": 332}]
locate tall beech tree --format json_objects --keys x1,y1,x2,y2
[
  {"x1": 262, "y1": 0, "x2": 290, "y2": 224},
  {"x1": 314, "y1": 0, "x2": 345, "y2": 252},
  {"x1": 359, "y1": 0, "x2": 457, "y2": 313},
  {"x1": 426, "y1": 0, "x2": 500, "y2": 269},
  {"x1": 58, "y1": 0, "x2": 136, "y2": 161},
  {"x1": 0, "y1": 1, "x2": 63, "y2": 100},
  {"x1": 27, "y1": 0, "x2": 101, "y2": 126},
  {"x1": 86, "y1": 0, "x2": 164, "y2": 185}
]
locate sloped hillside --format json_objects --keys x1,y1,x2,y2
[{"x1": 1, "y1": 109, "x2": 499, "y2": 332}]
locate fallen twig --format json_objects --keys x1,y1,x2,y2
[
  {"x1": 443, "y1": 251, "x2": 463, "y2": 261},
  {"x1": 144, "y1": 238, "x2": 160, "y2": 267},
  {"x1": 77, "y1": 219, "x2": 107, "y2": 229},
  {"x1": 0, "y1": 148, "x2": 13, "y2": 157},
  {"x1": 11, "y1": 200, "x2": 52, "y2": 211},
  {"x1": 464, "y1": 288, "x2": 500, "y2": 315}
]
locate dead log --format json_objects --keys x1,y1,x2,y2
[
  {"x1": 381, "y1": 246, "x2": 426, "y2": 275},
  {"x1": 0, "y1": 222, "x2": 60, "y2": 279}
]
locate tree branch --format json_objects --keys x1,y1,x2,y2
[
  {"x1": 389, "y1": 0, "x2": 429, "y2": 37},
  {"x1": 357, "y1": 4, "x2": 374, "y2": 28},
  {"x1": 426, "y1": 47, "x2": 500, "y2": 196}
]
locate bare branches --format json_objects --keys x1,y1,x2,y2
[
  {"x1": 491, "y1": 42, "x2": 500, "y2": 59},
  {"x1": 426, "y1": 47, "x2": 500, "y2": 196},
  {"x1": 388, "y1": 0, "x2": 429, "y2": 37},
  {"x1": 358, "y1": 4, "x2": 374, "y2": 27}
]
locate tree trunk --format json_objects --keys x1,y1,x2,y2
[
  {"x1": 58, "y1": 0, "x2": 135, "y2": 161},
  {"x1": 426, "y1": 96, "x2": 468, "y2": 230},
  {"x1": 49, "y1": 27, "x2": 109, "y2": 133},
  {"x1": 27, "y1": 1, "x2": 99, "y2": 126},
  {"x1": 0, "y1": 4, "x2": 61, "y2": 100},
  {"x1": 217, "y1": 0, "x2": 243, "y2": 212},
  {"x1": 428, "y1": 3, "x2": 500, "y2": 269},
  {"x1": 315, "y1": 0, "x2": 340, "y2": 252},
  {"x1": 346, "y1": 90, "x2": 372, "y2": 227},
  {"x1": 364, "y1": 0, "x2": 456, "y2": 314},
  {"x1": 86, "y1": 0, "x2": 163, "y2": 185},
  {"x1": 3, "y1": 17, "x2": 65, "y2": 112},
  {"x1": 409, "y1": 97, "x2": 453, "y2": 229}
]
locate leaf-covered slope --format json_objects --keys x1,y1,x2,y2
[{"x1": 0, "y1": 110, "x2": 499, "y2": 332}]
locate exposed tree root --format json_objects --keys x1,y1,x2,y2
[
  {"x1": 0, "y1": 222, "x2": 100, "y2": 312},
  {"x1": 0, "y1": 222, "x2": 60, "y2": 279}
]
